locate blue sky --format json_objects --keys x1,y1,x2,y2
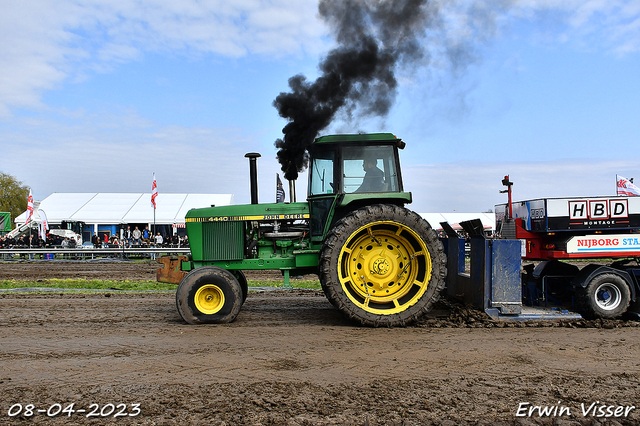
[{"x1": 1, "y1": 0, "x2": 639, "y2": 213}]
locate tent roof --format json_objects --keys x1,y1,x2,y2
[
  {"x1": 73, "y1": 193, "x2": 144, "y2": 224},
  {"x1": 15, "y1": 193, "x2": 234, "y2": 225},
  {"x1": 16, "y1": 194, "x2": 494, "y2": 231},
  {"x1": 36, "y1": 193, "x2": 97, "y2": 221}
]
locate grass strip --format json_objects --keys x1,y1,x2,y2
[
  {"x1": 0, "y1": 279, "x2": 175, "y2": 291},
  {"x1": 0, "y1": 278, "x2": 322, "y2": 291}
]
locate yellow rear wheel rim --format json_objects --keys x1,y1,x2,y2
[
  {"x1": 194, "y1": 284, "x2": 225, "y2": 315},
  {"x1": 338, "y1": 221, "x2": 432, "y2": 315}
]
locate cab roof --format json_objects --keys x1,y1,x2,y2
[{"x1": 312, "y1": 133, "x2": 400, "y2": 145}]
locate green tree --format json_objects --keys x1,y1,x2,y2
[{"x1": 0, "y1": 172, "x2": 29, "y2": 230}]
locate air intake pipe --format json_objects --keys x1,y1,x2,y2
[{"x1": 245, "y1": 152, "x2": 261, "y2": 205}]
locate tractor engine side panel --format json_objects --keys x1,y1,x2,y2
[{"x1": 185, "y1": 202, "x2": 311, "y2": 264}]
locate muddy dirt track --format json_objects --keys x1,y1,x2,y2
[{"x1": 1, "y1": 261, "x2": 640, "y2": 425}]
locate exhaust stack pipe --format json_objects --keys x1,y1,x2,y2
[
  {"x1": 245, "y1": 152, "x2": 261, "y2": 204},
  {"x1": 289, "y1": 180, "x2": 296, "y2": 203}
]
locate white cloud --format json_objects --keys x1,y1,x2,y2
[
  {"x1": 2, "y1": 0, "x2": 639, "y2": 117},
  {"x1": 0, "y1": 108, "x2": 295, "y2": 204},
  {"x1": 0, "y1": 0, "x2": 326, "y2": 115},
  {"x1": 509, "y1": 0, "x2": 640, "y2": 53}
]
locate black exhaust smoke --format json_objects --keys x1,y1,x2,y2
[{"x1": 273, "y1": 0, "x2": 437, "y2": 181}]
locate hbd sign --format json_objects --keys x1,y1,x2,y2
[{"x1": 569, "y1": 199, "x2": 629, "y2": 220}]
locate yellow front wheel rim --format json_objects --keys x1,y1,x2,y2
[
  {"x1": 338, "y1": 221, "x2": 432, "y2": 315},
  {"x1": 194, "y1": 284, "x2": 225, "y2": 315}
]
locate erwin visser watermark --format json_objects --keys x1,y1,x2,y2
[{"x1": 516, "y1": 401, "x2": 636, "y2": 418}]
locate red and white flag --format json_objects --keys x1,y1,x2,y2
[
  {"x1": 151, "y1": 173, "x2": 158, "y2": 209},
  {"x1": 616, "y1": 175, "x2": 640, "y2": 196},
  {"x1": 38, "y1": 209, "x2": 49, "y2": 238},
  {"x1": 26, "y1": 189, "x2": 34, "y2": 223}
]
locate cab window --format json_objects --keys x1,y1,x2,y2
[
  {"x1": 308, "y1": 151, "x2": 335, "y2": 196},
  {"x1": 342, "y1": 145, "x2": 398, "y2": 193}
]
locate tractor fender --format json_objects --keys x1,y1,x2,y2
[{"x1": 571, "y1": 264, "x2": 637, "y2": 302}]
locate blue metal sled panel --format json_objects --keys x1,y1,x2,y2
[{"x1": 490, "y1": 240, "x2": 522, "y2": 314}]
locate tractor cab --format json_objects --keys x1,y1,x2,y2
[{"x1": 307, "y1": 133, "x2": 412, "y2": 238}]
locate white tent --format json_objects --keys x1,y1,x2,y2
[
  {"x1": 14, "y1": 194, "x2": 493, "y2": 236},
  {"x1": 15, "y1": 193, "x2": 234, "y2": 226}
]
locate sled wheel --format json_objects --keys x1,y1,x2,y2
[
  {"x1": 319, "y1": 204, "x2": 447, "y2": 326},
  {"x1": 232, "y1": 270, "x2": 249, "y2": 303},
  {"x1": 176, "y1": 266, "x2": 243, "y2": 324},
  {"x1": 578, "y1": 273, "x2": 631, "y2": 319}
]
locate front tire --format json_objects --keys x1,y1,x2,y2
[
  {"x1": 577, "y1": 273, "x2": 631, "y2": 319},
  {"x1": 319, "y1": 204, "x2": 447, "y2": 326},
  {"x1": 176, "y1": 266, "x2": 243, "y2": 324}
]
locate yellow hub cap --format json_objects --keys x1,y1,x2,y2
[
  {"x1": 338, "y1": 221, "x2": 432, "y2": 315},
  {"x1": 194, "y1": 284, "x2": 225, "y2": 315}
]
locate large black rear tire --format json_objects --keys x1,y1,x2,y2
[
  {"x1": 176, "y1": 266, "x2": 243, "y2": 324},
  {"x1": 319, "y1": 204, "x2": 447, "y2": 326},
  {"x1": 577, "y1": 273, "x2": 631, "y2": 319}
]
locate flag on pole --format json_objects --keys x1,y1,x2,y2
[
  {"x1": 151, "y1": 173, "x2": 158, "y2": 209},
  {"x1": 616, "y1": 175, "x2": 640, "y2": 196},
  {"x1": 26, "y1": 189, "x2": 34, "y2": 224},
  {"x1": 38, "y1": 209, "x2": 49, "y2": 238},
  {"x1": 276, "y1": 173, "x2": 285, "y2": 203}
]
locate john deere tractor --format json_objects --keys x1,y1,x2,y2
[{"x1": 158, "y1": 133, "x2": 447, "y2": 326}]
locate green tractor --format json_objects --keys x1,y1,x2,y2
[{"x1": 158, "y1": 133, "x2": 447, "y2": 326}]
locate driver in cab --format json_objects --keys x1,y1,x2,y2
[{"x1": 356, "y1": 157, "x2": 384, "y2": 192}]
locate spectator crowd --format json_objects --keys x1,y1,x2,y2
[
  {"x1": 1, "y1": 226, "x2": 188, "y2": 249},
  {"x1": 89, "y1": 226, "x2": 188, "y2": 249},
  {"x1": 0, "y1": 233, "x2": 75, "y2": 249}
]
